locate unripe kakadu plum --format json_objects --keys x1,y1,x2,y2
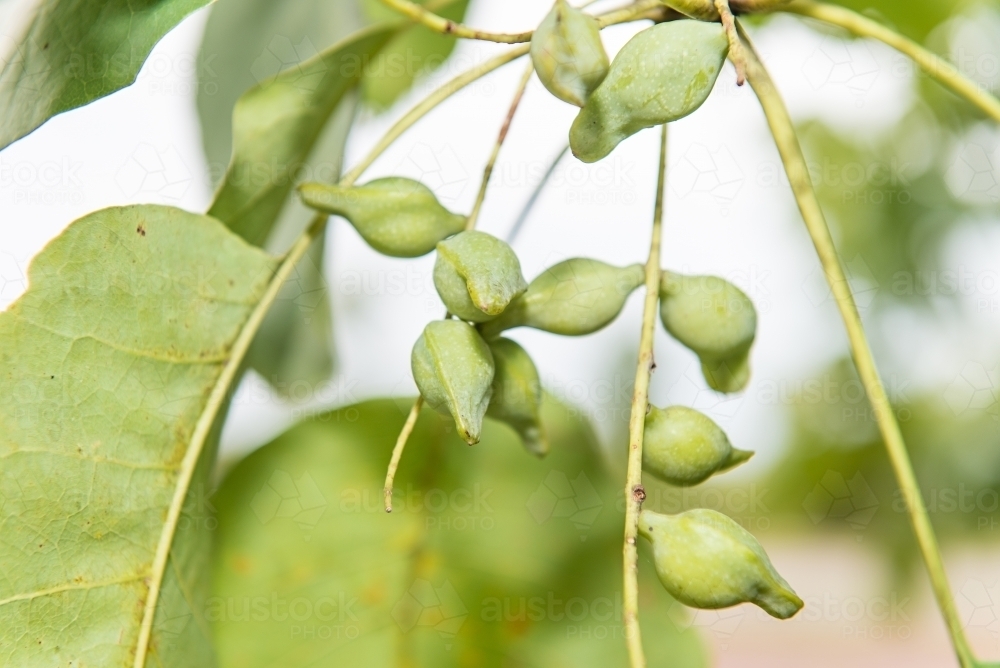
[
  {"x1": 299, "y1": 177, "x2": 465, "y2": 257},
  {"x1": 478, "y1": 258, "x2": 645, "y2": 338},
  {"x1": 639, "y1": 508, "x2": 803, "y2": 619},
  {"x1": 642, "y1": 405, "x2": 752, "y2": 486},
  {"x1": 434, "y1": 231, "x2": 527, "y2": 322},
  {"x1": 411, "y1": 320, "x2": 494, "y2": 444},
  {"x1": 530, "y1": 0, "x2": 610, "y2": 107},
  {"x1": 570, "y1": 21, "x2": 729, "y2": 163},
  {"x1": 486, "y1": 338, "x2": 547, "y2": 456},
  {"x1": 659, "y1": 272, "x2": 756, "y2": 393}
]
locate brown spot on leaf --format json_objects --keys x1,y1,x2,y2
[{"x1": 136, "y1": 224, "x2": 146, "y2": 236}]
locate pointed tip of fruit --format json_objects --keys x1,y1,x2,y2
[
  {"x1": 756, "y1": 585, "x2": 804, "y2": 620},
  {"x1": 701, "y1": 355, "x2": 750, "y2": 393},
  {"x1": 721, "y1": 447, "x2": 754, "y2": 471},
  {"x1": 520, "y1": 426, "x2": 548, "y2": 458},
  {"x1": 457, "y1": 419, "x2": 481, "y2": 445}
]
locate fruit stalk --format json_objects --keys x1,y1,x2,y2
[
  {"x1": 467, "y1": 63, "x2": 534, "y2": 230},
  {"x1": 623, "y1": 124, "x2": 668, "y2": 668},
  {"x1": 378, "y1": 0, "x2": 669, "y2": 45},
  {"x1": 383, "y1": 396, "x2": 424, "y2": 512},
  {"x1": 383, "y1": 60, "x2": 535, "y2": 511},
  {"x1": 740, "y1": 22, "x2": 977, "y2": 668}
]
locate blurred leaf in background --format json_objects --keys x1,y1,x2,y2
[
  {"x1": 195, "y1": 0, "x2": 469, "y2": 396},
  {"x1": 360, "y1": 0, "x2": 471, "y2": 110},
  {"x1": 724, "y1": 0, "x2": 1000, "y2": 584},
  {"x1": 211, "y1": 398, "x2": 706, "y2": 667}
]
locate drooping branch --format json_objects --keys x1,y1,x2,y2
[
  {"x1": 739, "y1": 22, "x2": 978, "y2": 668},
  {"x1": 377, "y1": 0, "x2": 670, "y2": 44}
]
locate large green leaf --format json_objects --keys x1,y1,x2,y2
[
  {"x1": 0, "y1": 205, "x2": 278, "y2": 667},
  {"x1": 210, "y1": 398, "x2": 707, "y2": 667},
  {"x1": 0, "y1": 0, "x2": 211, "y2": 150}
]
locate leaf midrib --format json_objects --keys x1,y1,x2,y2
[{"x1": 131, "y1": 226, "x2": 317, "y2": 668}]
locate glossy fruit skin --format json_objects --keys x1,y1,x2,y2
[
  {"x1": 486, "y1": 338, "x2": 547, "y2": 456},
  {"x1": 299, "y1": 177, "x2": 466, "y2": 257},
  {"x1": 434, "y1": 231, "x2": 528, "y2": 323},
  {"x1": 570, "y1": 21, "x2": 729, "y2": 163},
  {"x1": 411, "y1": 320, "x2": 494, "y2": 444},
  {"x1": 659, "y1": 272, "x2": 756, "y2": 393},
  {"x1": 638, "y1": 508, "x2": 804, "y2": 619},
  {"x1": 642, "y1": 405, "x2": 752, "y2": 485},
  {"x1": 531, "y1": 0, "x2": 610, "y2": 107},
  {"x1": 478, "y1": 259, "x2": 645, "y2": 338}
]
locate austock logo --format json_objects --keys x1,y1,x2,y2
[
  {"x1": 251, "y1": 35, "x2": 325, "y2": 91},
  {"x1": 115, "y1": 143, "x2": 193, "y2": 201},
  {"x1": 526, "y1": 470, "x2": 603, "y2": 539},
  {"x1": 802, "y1": 254, "x2": 879, "y2": 311},
  {"x1": 944, "y1": 361, "x2": 1000, "y2": 421},
  {"x1": 251, "y1": 470, "x2": 328, "y2": 538},
  {"x1": 802, "y1": 470, "x2": 879, "y2": 536},
  {"x1": 669, "y1": 603, "x2": 745, "y2": 651},
  {"x1": 670, "y1": 143, "x2": 745, "y2": 212},
  {"x1": 392, "y1": 579, "x2": 468, "y2": 649},
  {"x1": 395, "y1": 143, "x2": 469, "y2": 205},
  {"x1": 958, "y1": 578, "x2": 1000, "y2": 647}
]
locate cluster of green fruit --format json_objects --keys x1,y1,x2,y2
[
  {"x1": 300, "y1": 169, "x2": 800, "y2": 619},
  {"x1": 297, "y1": 0, "x2": 801, "y2": 625}
]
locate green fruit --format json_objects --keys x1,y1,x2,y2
[
  {"x1": 299, "y1": 177, "x2": 466, "y2": 257},
  {"x1": 642, "y1": 405, "x2": 752, "y2": 486},
  {"x1": 411, "y1": 320, "x2": 494, "y2": 444},
  {"x1": 486, "y1": 338, "x2": 547, "y2": 456},
  {"x1": 531, "y1": 0, "x2": 610, "y2": 107},
  {"x1": 659, "y1": 272, "x2": 756, "y2": 393},
  {"x1": 569, "y1": 21, "x2": 729, "y2": 163},
  {"x1": 478, "y1": 258, "x2": 645, "y2": 338},
  {"x1": 639, "y1": 508, "x2": 803, "y2": 619},
  {"x1": 434, "y1": 231, "x2": 528, "y2": 322}
]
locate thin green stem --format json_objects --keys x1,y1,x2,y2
[
  {"x1": 379, "y1": 0, "x2": 533, "y2": 43},
  {"x1": 714, "y1": 0, "x2": 748, "y2": 84},
  {"x1": 466, "y1": 63, "x2": 534, "y2": 230},
  {"x1": 739, "y1": 23, "x2": 976, "y2": 668},
  {"x1": 342, "y1": 45, "x2": 530, "y2": 186},
  {"x1": 383, "y1": 396, "x2": 424, "y2": 512},
  {"x1": 372, "y1": 52, "x2": 536, "y2": 513},
  {"x1": 623, "y1": 124, "x2": 668, "y2": 668},
  {"x1": 506, "y1": 144, "x2": 569, "y2": 244},
  {"x1": 378, "y1": 0, "x2": 669, "y2": 45},
  {"x1": 782, "y1": 1, "x2": 1000, "y2": 123}
]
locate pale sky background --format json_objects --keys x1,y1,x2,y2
[{"x1": 2, "y1": 1, "x2": 1000, "y2": 664}]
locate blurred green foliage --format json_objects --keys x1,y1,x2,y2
[
  {"x1": 751, "y1": 0, "x2": 1000, "y2": 579},
  {"x1": 212, "y1": 399, "x2": 706, "y2": 667}
]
